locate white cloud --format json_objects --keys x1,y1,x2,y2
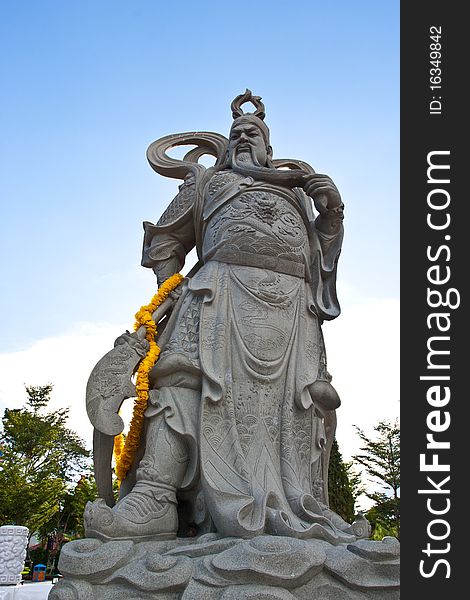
[
  {"x1": 323, "y1": 295, "x2": 400, "y2": 461},
  {"x1": 0, "y1": 321, "x2": 131, "y2": 447}
]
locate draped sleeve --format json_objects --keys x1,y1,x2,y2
[
  {"x1": 309, "y1": 218, "x2": 344, "y2": 321},
  {"x1": 141, "y1": 177, "x2": 197, "y2": 285},
  {"x1": 293, "y1": 188, "x2": 344, "y2": 321}
]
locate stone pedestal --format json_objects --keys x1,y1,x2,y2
[
  {"x1": 0, "y1": 526, "x2": 29, "y2": 587},
  {"x1": 50, "y1": 534, "x2": 399, "y2": 599}
]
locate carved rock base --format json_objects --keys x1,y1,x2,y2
[{"x1": 50, "y1": 533, "x2": 399, "y2": 599}]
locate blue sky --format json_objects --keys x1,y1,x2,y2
[{"x1": 0, "y1": 1, "x2": 399, "y2": 467}]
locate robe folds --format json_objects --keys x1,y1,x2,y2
[{"x1": 141, "y1": 169, "x2": 350, "y2": 541}]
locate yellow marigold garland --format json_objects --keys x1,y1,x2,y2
[
  {"x1": 113, "y1": 429, "x2": 124, "y2": 460},
  {"x1": 114, "y1": 273, "x2": 184, "y2": 483}
]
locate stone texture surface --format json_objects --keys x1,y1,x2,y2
[
  {"x1": 53, "y1": 91, "x2": 400, "y2": 598},
  {"x1": 49, "y1": 534, "x2": 399, "y2": 599},
  {"x1": 85, "y1": 90, "x2": 350, "y2": 544},
  {"x1": 0, "y1": 525, "x2": 29, "y2": 586}
]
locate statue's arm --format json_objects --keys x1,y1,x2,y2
[
  {"x1": 295, "y1": 174, "x2": 344, "y2": 320},
  {"x1": 141, "y1": 178, "x2": 196, "y2": 286},
  {"x1": 314, "y1": 205, "x2": 344, "y2": 236},
  {"x1": 303, "y1": 173, "x2": 344, "y2": 235}
]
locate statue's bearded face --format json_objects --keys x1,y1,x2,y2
[{"x1": 228, "y1": 120, "x2": 270, "y2": 167}]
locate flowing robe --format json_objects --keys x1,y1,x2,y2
[{"x1": 140, "y1": 168, "x2": 350, "y2": 541}]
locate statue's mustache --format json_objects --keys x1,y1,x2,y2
[{"x1": 229, "y1": 143, "x2": 254, "y2": 162}]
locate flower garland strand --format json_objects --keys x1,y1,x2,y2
[
  {"x1": 114, "y1": 273, "x2": 184, "y2": 483},
  {"x1": 113, "y1": 429, "x2": 124, "y2": 461}
]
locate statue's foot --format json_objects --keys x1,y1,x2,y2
[{"x1": 84, "y1": 485, "x2": 178, "y2": 541}]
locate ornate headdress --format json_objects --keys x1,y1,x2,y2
[
  {"x1": 147, "y1": 89, "x2": 314, "y2": 186},
  {"x1": 230, "y1": 89, "x2": 270, "y2": 144},
  {"x1": 231, "y1": 89, "x2": 266, "y2": 120}
]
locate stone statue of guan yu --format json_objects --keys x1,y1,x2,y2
[{"x1": 50, "y1": 91, "x2": 399, "y2": 600}]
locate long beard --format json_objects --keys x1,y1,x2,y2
[{"x1": 230, "y1": 145, "x2": 263, "y2": 168}]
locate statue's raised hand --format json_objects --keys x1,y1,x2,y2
[{"x1": 303, "y1": 174, "x2": 343, "y2": 214}]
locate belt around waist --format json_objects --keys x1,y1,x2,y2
[{"x1": 208, "y1": 249, "x2": 306, "y2": 278}]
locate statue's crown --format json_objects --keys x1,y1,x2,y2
[{"x1": 231, "y1": 89, "x2": 266, "y2": 121}]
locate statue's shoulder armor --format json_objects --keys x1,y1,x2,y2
[
  {"x1": 156, "y1": 177, "x2": 196, "y2": 229},
  {"x1": 206, "y1": 170, "x2": 245, "y2": 198}
]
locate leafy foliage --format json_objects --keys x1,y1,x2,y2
[
  {"x1": 0, "y1": 385, "x2": 90, "y2": 535},
  {"x1": 59, "y1": 472, "x2": 98, "y2": 537},
  {"x1": 328, "y1": 438, "x2": 363, "y2": 523},
  {"x1": 353, "y1": 420, "x2": 400, "y2": 539}
]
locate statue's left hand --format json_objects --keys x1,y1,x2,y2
[{"x1": 303, "y1": 174, "x2": 342, "y2": 214}]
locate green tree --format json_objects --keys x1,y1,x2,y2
[
  {"x1": 353, "y1": 420, "x2": 400, "y2": 539},
  {"x1": 328, "y1": 438, "x2": 363, "y2": 522},
  {"x1": 0, "y1": 385, "x2": 90, "y2": 536},
  {"x1": 59, "y1": 472, "x2": 97, "y2": 538}
]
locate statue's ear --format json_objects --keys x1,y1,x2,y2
[{"x1": 267, "y1": 145, "x2": 273, "y2": 159}]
